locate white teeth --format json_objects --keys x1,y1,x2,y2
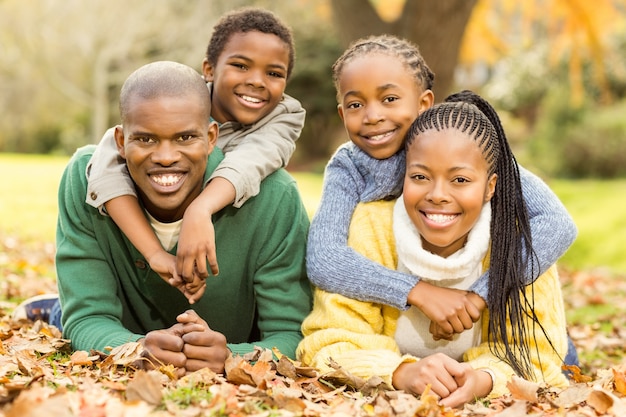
[
  {"x1": 426, "y1": 213, "x2": 456, "y2": 223},
  {"x1": 241, "y1": 95, "x2": 262, "y2": 103},
  {"x1": 152, "y1": 174, "x2": 182, "y2": 186},
  {"x1": 368, "y1": 131, "x2": 393, "y2": 141}
]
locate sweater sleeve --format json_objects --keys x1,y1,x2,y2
[
  {"x1": 306, "y1": 152, "x2": 419, "y2": 310},
  {"x1": 465, "y1": 265, "x2": 570, "y2": 398},
  {"x1": 56, "y1": 147, "x2": 143, "y2": 351},
  {"x1": 85, "y1": 127, "x2": 137, "y2": 213},
  {"x1": 299, "y1": 201, "x2": 417, "y2": 386},
  {"x1": 209, "y1": 94, "x2": 305, "y2": 207},
  {"x1": 297, "y1": 289, "x2": 417, "y2": 387},
  {"x1": 468, "y1": 166, "x2": 577, "y2": 299}
]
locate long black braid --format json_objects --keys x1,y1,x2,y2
[{"x1": 406, "y1": 90, "x2": 542, "y2": 379}]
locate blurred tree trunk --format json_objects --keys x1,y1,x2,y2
[{"x1": 331, "y1": 0, "x2": 478, "y2": 100}]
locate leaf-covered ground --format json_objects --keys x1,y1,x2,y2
[{"x1": 1, "y1": 234, "x2": 626, "y2": 416}]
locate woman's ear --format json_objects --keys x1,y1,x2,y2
[{"x1": 485, "y1": 173, "x2": 497, "y2": 201}]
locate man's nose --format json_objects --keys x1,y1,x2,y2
[{"x1": 151, "y1": 141, "x2": 180, "y2": 166}]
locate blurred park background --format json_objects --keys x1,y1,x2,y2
[{"x1": 1, "y1": 0, "x2": 626, "y2": 274}]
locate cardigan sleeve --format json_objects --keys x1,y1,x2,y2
[
  {"x1": 57, "y1": 147, "x2": 144, "y2": 350},
  {"x1": 464, "y1": 264, "x2": 569, "y2": 398}
]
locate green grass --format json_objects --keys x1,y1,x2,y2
[
  {"x1": 549, "y1": 178, "x2": 626, "y2": 273},
  {"x1": 0, "y1": 153, "x2": 624, "y2": 274}
]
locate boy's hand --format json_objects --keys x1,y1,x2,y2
[
  {"x1": 177, "y1": 310, "x2": 229, "y2": 374},
  {"x1": 177, "y1": 199, "x2": 219, "y2": 284},
  {"x1": 407, "y1": 281, "x2": 482, "y2": 340},
  {"x1": 148, "y1": 250, "x2": 205, "y2": 304}
]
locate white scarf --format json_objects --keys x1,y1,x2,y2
[{"x1": 392, "y1": 198, "x2": 491, "y2": 360}]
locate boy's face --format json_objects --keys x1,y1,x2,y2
[
  {"x1": 337, "y1": 53, "x2": 433, "y2": 160},
  {"x1": 114, "y1": 94, "x2": 218, "y2": 223},
  {"x1": 204, "y1": 31, "x2": 290, "y2": 125},
  {"x1": 403, "y1": 129, "x2": 496, "y2": 258}
]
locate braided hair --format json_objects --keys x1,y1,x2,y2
[
  {"x1": 331, "y1": 34, "x2": 434, "y2": 102},
  {"x1": 406, "y1": 90, "x2": 543, "y2": 379}
]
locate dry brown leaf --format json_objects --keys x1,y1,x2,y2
[
  {"x1": 506, "y1": 375, "x2": 540, "y2": 402},
  {"x1": 125, "y1": 370, "x2": 163, "y2": 405},
  {"x1": 612, "y1": 367, "x2": 626, "y2": 395},
  {"x1": 587, "y1": 389, "x2": 615, "y2": 414},
  {"x1": 70, "y1": 350, "x2": 98, "y2": 366}
]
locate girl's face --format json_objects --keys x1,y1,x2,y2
[
  {"x1": 203, "y1": 31, "x2": 290, "y2": 125},
  {"x1": 403, "y1": 129, "x2": 497, "y2": 258},
  {"x1": 337, "y1": 53, "x2": 433, "y2": 160}
]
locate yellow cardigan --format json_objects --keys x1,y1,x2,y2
[{"x1": 297, "y1": 200, "x2": 569, "y2": 398}]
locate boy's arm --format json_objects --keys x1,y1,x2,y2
[
  {"x1": 176, "y1": 177, "x2": 234, "y2": 280},
  {"x1": 85, "y1": 127, "x2": 136, "y2": 211},
  {"x1": 211, "y1": 94, "x2": 305, "y2": 207},
  {"x1": 176, "y1": 95, "x2": 304, "y2": 279},
  {"x1": 467, "y1": 166, "x2": 578, "y2": 300}
]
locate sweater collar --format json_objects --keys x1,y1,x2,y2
[{"x1": 393, "y1": 198, "x2": 491, "y2": 280}]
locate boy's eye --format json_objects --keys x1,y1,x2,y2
[
  {"x1": 136, "y1": 136, "x2": 155, "y2": 144},
  {"x1": 176, "y1": 135, "x2": 194, "y2": 142},
  {"x1": 383, "y1": 96, "x2": 399, "y2": 103},
  {"x1": 346, "y1": 102, "x2": 362, "y2": 109},
  {"x1": 230, "y1": 63, "x2": 246, "y2": 70}
]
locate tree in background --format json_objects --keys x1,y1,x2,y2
[{"x1": 331, "y1": 0, "x2": 478, "y2": 100}]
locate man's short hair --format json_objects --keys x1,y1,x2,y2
[{"x1": 119, "y1": 61, "x2": 211, "y2": 121}]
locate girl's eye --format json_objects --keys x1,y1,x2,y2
[
  {"x1": 268, "y1": 71, "x2": 286, "y2": 79},
  {"x1": 231, "y1": 63, "x2": 246, "y2": 70},
  {"x1": 453, "y1": 177, "x2": 469, "y2": 184},
  {"x1": 410, "y1": 173, "x2": 427, "y2": 181},
  {"x1": 346, "y1": 102, "x2": 362, "y2": 109}
]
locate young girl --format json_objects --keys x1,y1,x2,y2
[
  {"x1": 85, "y1": 8, "x2": 305, "y2": 302},
  {"x1": 298, "y1": 91, "x2": 569, "y2": 407},
  {"x1": 306, "y1": 35, "x2": 577, "y2": 341}
]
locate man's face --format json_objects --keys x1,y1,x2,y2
[{"x1": 115, "y1": 95, "x2": 218, "y2": 223}]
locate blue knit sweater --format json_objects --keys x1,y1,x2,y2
[{"x1": 307, "y1": 142, "x2": 577, "y2": 310}]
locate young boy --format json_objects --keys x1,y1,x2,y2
[{"x1": 85, "y1": 7, "x2": 305, "y2": 303}]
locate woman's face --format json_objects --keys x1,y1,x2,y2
[{"x1": 403, "y1": 128, "x2": 497, "y2": 258}]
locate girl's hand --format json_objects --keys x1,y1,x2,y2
[
  {"x1": 392, "y1": 353, "x2": 492, "y2": 408},
  {"x1": 407, "y1": 281, "x2": 482, "y2": 339}
]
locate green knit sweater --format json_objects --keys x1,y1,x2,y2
[{"x1": 56, "y1": 145, "x2": 312, "y2": 358}]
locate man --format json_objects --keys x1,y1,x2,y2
[{"x1": 17, "y1": 61, "x2": 311, "y2": 375}]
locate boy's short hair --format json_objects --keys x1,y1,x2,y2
[{"x1": 206, "y1": 7, "x2": 295, "y2": 79}]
